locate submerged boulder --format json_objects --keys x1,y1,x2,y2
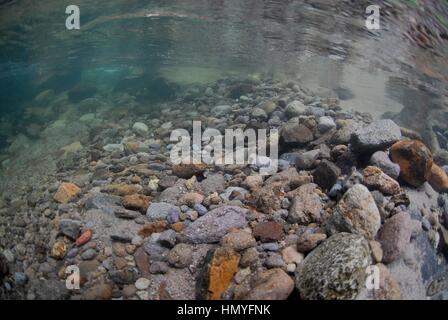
[
  {"x1": 390, "y1": 140, "x2": 433, "y2": 187},
  {"x1": 295, "y1": 233, "x2": 370, "y2": 300},
  {"x1": 327, "y1": 184, "x2": 381, "y2": 239}
]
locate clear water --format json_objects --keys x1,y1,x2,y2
[
  {"x1": 1, "y1": 0, "x2": 448, "y2": 300},
  {"x1": 0, "y1": 0, "x2": 448, "y2": 169}
]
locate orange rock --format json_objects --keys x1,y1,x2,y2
[
  {"x1": 198, "y1": 247, "x2": 240, "y2": 300},
  {"x1": 428, "y1": 163, "x2": 448, "y2": 192},
  {"x1": 390, "y1": 140, "x2": 433, "y2": 187},
  {"x1": 122, "y1": 194, "x2": 151, "y2": 213},
  {"x1": 171, "y1": 222, "x2": 184, "y2": 233},
  {"x1": 138, "y1": 221, "x2": 167, "y2": 238},
  {"x1": 51, "y1": 241, "x2": 67, "y2": 259},
  {"x1": 172, "y1": 163, "x2": 207, "y2": 179},
  {"x1": 362, "y1": 166, "x2": 401, "y2": 195},
  {"x1": 76, "y1": 229, "x2": 93, "y2": 247},
  {"x1": 53, "y1": 182, "x2": 81, "y2": 204},
  {"x1": 103, "y1": 184, "x2": 141, "y2": 196}
]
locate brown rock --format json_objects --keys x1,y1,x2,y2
[
  {"x1": 253, "y1": 221, "x2": 284, "y2": 242},
  {"x1": 134, "y1": 247, "x2": 150, "y2": 276},
  {"x1": 288, "y1": 184, "x2": 323, "y2": 225},
  {"x1": 53, "y1": 182, "x2": 81, "y2": 204},
  {"x1": 76, "y1": 229, "x2": 93, "y2": 247},
  {"x1": 82, "y1": 283, "x2": 113, "y2": 300},
  {"x1": 197, "y1": 247, "x2": 240, "y2": 300},
  {"x1": 243, "y1": 268, "x2": 294, "y2": 300},
  {"x1": 138, "y1": 221, "x2": 167, "y2": 238},
  {"x1": 178, "y1": 192, "x2": 205, "y2": 206},
  {"x1": 328, "y1": 184, "x2": 381, "y2": 240},
  {"x1": 114, "y1": 257, "x2": 128, "y2": 270},
  {"x1": 122, "y1": 194, "x2": 150, "y2": 213},
  {"x1": 280, "y1": 122, "x2": 314, "y2": 145},
  {"x1": 113, "y1": 243, "x2": 127, "y2": 257},
  {"x1": 220, "y1": 229, "x2": 256, "y2": 251},
  {"x1": 377, "y1": 212, "x2": 413, "y2": 263},
  {"x1": 255, "y1": 182, "x2": 284, "y2": 215},
  {"x1": 390, "y1": 140, "x2": 433, "y2": 187},
  {"x1": 373, "y1": 264, "x2": 401, "y2": 300},
  {"x1": 289, "y1": 176, "x2": 313, "y2": 189},
  {"x1": 171, "y1": 222, "x2": 185, "y2": 232},
  {"x1": 172, "y1": 163, "x2": 207, "y2": 179},
  {"x1": 296, "y1": 233, "x2": 327, "y2": 253},
  {"x1": 428, "y1": 163, "x2": 448, "y2": 192},
  {"x1": 103, "y1": 184, "x2": 141, "y2": 196},
  {"x1": 362, "y1": 166, "x2": 401, "y2": 195},
  {"x1": 243, "y1": 175, "x2": 264, "y2": 191},
  {"x1": 122, "y1": 284, "x2": 137, "y2": 298},
  {"x1": 51, "y1": 241, "x2": 67, "y2": 260}
]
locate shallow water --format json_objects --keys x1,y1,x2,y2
[{"x1": 1, "y1": 1, "x2": 448, "y2": 142}]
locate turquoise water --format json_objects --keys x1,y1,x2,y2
[{"x1": 0, "y1": 0, "x2": 448, "y2": 151}]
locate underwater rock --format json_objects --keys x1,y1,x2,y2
[
  {"x1": 53, "y1": 182, "x2": 81, "y2": 204},
  {"x1": 377, "y1": 212, "x2": 413, "y2": 263},
  {"x1": 146, "y1": 202, "x2": 179, "y2": 222},
  {"x1": 122, "y1": 194, "x2": 151, "y2": 213},
  {"x1": 220, "y1": 229, "x2": 256, "y2": 252},
  {"x1": 280, "y1": 122, "x2": 314, "y2": 146},
  {"x1": 288, "y1": 183, "x2": 323, "y2": 225},
  {"x1": 369, "y1": 151, "x2": 400, "y2": 179},
  {"x1": 59, "y1": 219, "x2": 81, "y2": 240},
  {"x1": 172, "y1": 163, "x2": 207, "y2": 179},
  {"x1": 196, "y1": 247, "x2": 240, "y2": 300},
  {"x1": 351, "y1": 119, "x2": 401, "y2": 154},
  {"x1": 285, "y1": 100, "x2": 307, "y2": 118},
  {"x1": 362, "y1": 166, "x2": 401, "y2": 195},
  {"x1": 242, "y1": 268, "x2": 294, "y2": 300},
  {"x1": 132, "y1": 122, "x2": 148, "y2": 136},
  {"x1": 327, "y1": 184, "x2": 381, "y2": 239},
  {"x1": 253, "y1": 221, "x2": 284, "y2": 242},
  {"x1": 428, "y1": 163, "x2": 448, "y2": 192},
  {"x1": 183, "y1": 206, "x2": 247, "y2": 244},
  {"x1": 390, "y1": 140, "x2": 433, "y2": 187},
  {"x1": 295, "y1": 233, "x2": 370, "y2": 300},
  {"x1": 312, "y1": 160, "x2": 341, "y2": 190}
]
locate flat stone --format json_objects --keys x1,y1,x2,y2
[
  {"x1": 253, "y1": 221, "x2": 284, "y2": 242},
  {"x1": 54, "y1": 183, "x2": 81, "y2": 204},
  {"x1": 196, "y1": 247, "x2": 240, "y2": 300},
  {"x1": 146, "y1": 202, "x2": 179, "y2": 222},
  {"x1": 183, "y1": 206, "x2": 248, "y2": 244},
  {"x1": 351, "y1": 119, "x2": 401, "y2": 154},
  {"x1": 59, "y1": 219, "x2": 81, "y2": 239}
]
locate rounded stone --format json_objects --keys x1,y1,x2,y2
[{"x1": 295, "y1": 233, "x2": 371, "y2": 300}]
